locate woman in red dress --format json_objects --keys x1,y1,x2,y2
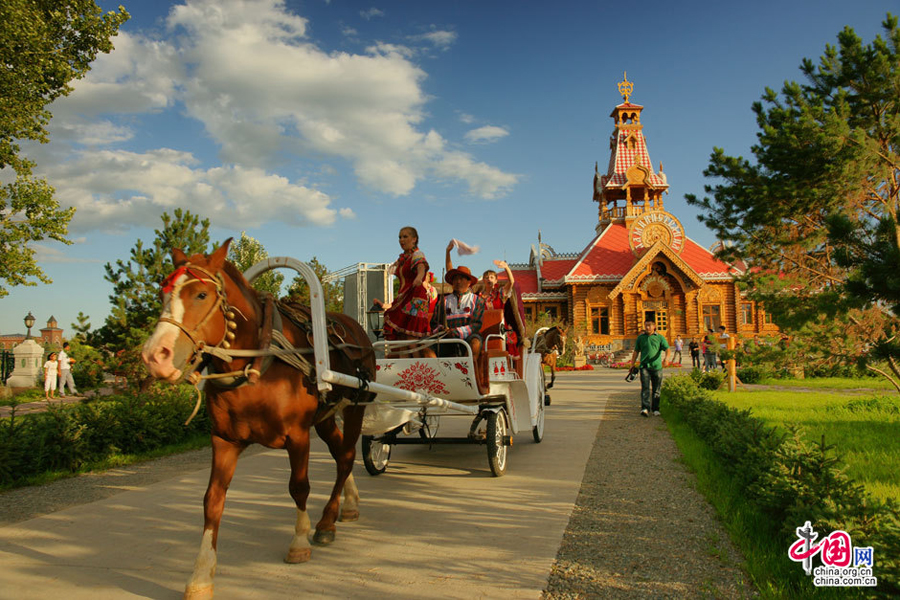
[{"x1": 382, "y1": 226, "x2": 432, "y2": 341}]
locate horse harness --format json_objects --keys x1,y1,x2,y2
[{"x1": 159, "y1": 263, "x2": 374, "y2": 423}]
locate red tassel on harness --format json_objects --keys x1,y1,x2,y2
[{"x1": 161, "y1": 266, "x2": 210, "y2": 294}]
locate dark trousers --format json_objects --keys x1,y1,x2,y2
[
  {"x1": 640, "y1": 367, "x2": 663, "y2": 412},
  {"x1": 691, "y1": 352, "x2": 701, "y2": 369}
]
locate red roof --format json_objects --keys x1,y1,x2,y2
[
  {"x1": 540, "y1": 258, "x2": 577, "y2": 282},
  {"x1": 680, "y1": 237, "x2": 734, "y2": 277},
  {"x1": 567, "y1": 223, "x2": 634, "y2": 280},
  {"x1": 501, "y1": 269, "x2": 538, "y2": 294}
]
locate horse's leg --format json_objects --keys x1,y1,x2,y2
[
  {"x1": 184, "y1": 435, "x2": 244, "y2": 600},
  {"x1": 549, "y1": 360, "x2": 556, "y2": 388},
  {"x1": 312, "y1": 404, "x2": 365, "y2": 544},
  {"x1": 284, "y1": 429, "x2": 313, "y2": 564}
]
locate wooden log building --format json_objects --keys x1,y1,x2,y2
[{"x1": 502, "y1": 76, "x2": 779, "y2": 352}]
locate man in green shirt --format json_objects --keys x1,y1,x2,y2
[{"x1": 630, "y1": 319, "x2": 670, "y2": 417}]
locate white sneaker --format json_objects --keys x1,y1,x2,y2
[
  {"x1": 653, "y1": 411, "x2": 661, "y2": 416},
  {"x1": 640, "y1": 409, "x2": 649, "y2": 417}
]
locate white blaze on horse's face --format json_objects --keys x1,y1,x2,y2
[{"x1": 141, "y1": 272, "x2": 188, "y2": 382}]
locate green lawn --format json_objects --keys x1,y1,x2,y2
[
  {"x1": 756, "y1": 376, "x2": 897, "y2": 391},
  {"x1": 712, "y1": 389, "x2": 900, "y2": 503}
]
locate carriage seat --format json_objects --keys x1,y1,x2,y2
[{"x1": 481, "y1": 309, "x2": 504, "y2": 352}]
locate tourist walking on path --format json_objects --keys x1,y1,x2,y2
[
  {"x1": 57, "y1": 342, "x2": 78, "y2": 396},
  {"x1": 688, "y1": 337, "x2": 701, "y2": 369},
  {"x1": 673, "y1": 335, "x2": 683, "y2": 365},
  {"x1": 630, "y1": 319, "x2": 670, "y2": 417},
  {"x1": 43, "y1": 352, "x2": 58, "y2": 400}
]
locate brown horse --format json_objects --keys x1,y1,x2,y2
[
  {"x1": 535, "y1": 325, "x2": 567, "y2": 388},
  {"x1": 142, "y1": 240, "x2": 375, "y2": 600}
]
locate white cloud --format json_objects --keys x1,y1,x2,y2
[
  {"x1": 409, "y1": 30, "x2": 457, "y2": 50},
  {"x1": 458, "y1": 112, "x2": 476, "y2": 124},
  {"x1": 342, "y1": 26, "x2": 358, "y2": 36},
  {"x1": 360, "y1": 7, "x2": 384, "y2": 20},
  {"x1": 45, "y1": 148, "x2": 338, "y2": 232},
  {"x1": 464, "y1": 125, "x2": 510, "y2": 144},
  {"x1": 433, "y1": 152, "x2": 518, "y2": 199},
  {"x1": 339, "y1": 207, "x2": 356, "y2": 219},
  {"x1": 54, "y1": 31, "x2": 183, "y2": 118},
  {"x1": 36, "y1": 0, "x2": 518, "y2": 232},
  {"x1": 52, "y1": 119, "x2": 134, "y2": 146}
]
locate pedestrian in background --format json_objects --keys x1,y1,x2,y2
[
  {"x1": 58, "y1": 342, "x2": 78, "y2": 397},
  {"x1": 673, "y1": 335, "x2": 683, "y2": 365},
  {"x1": 689, "y1": 337, "x2": 701, "y2": 369},
  {"x1": 43, "y1": 352, "x2": 58, "y2": 400},
  {"x1": 630, "y1": 319, "x2": 670, "y2": 417},
  {"x1": 702, "y1": 330, "x2": 717, "y2": 372}
]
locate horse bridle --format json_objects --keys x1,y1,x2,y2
[{"x1": 158, "y1": 264, "x2": 240, "y2": 382}]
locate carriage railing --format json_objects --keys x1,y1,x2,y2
[{"x1": 373, "y1": 337, "x2": 474, "y2": 360}]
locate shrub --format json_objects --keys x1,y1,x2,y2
[
  {"x1": 0, "y1": 387, "x2": 209, "y2": 487},
  {"x1": 736, "y1": 365, "x2": 768, "y2": 384},
  {"x1": 689, "y1": 368, "x2": 725, "y2": 390},
  {"x1": 662, "y1": 376, "x2": 900, "y2": 594}
]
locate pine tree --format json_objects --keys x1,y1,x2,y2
[
  {"x1": 687, "y1": 14, "x2": 900, "y2": 386},
  {"x1": 70, "y1": 311, "x2": 91, "y2": 341},
  {"x1": 99, "y1": 209, "x2": 212, "y2": 349}
]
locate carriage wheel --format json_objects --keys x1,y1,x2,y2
[
  {"x1": 418, "y1": 414, "x2": 440, "y2": 440},
  {"x1": 362, "y1": 435, "x2": 391, "y2": 476},
  {"x1": 532, "y1": 396, "x2": 545, "y2": 443},
  {"x1": 486, "y1": 410, "x2": 509, "y2": 477}
]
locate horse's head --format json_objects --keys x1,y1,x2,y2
[{"x1": 142, "y1": 238, "x2": 242, "y2": 383}]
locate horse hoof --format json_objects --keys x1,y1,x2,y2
[
  {"x1": 339, "y1": 509, "x2": 359, "y2": 522},
  {"x1": 284, "y1": 547, "x2": 312, "y2": 564},
  {"x1": 312, "y1": 529, "x2": 335, "y2": 545},
  {"x1": 183, "y1": 584, "x2": 213, "y2": 600}
]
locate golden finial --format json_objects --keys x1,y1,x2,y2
[{"x1": 617, "y1": 71, "x2": 634, "y2": 103}]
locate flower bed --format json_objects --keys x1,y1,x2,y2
[{"x1": 554, "y1": 364, "x2": 594, "y2": 371}]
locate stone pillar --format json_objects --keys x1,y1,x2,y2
[{"x1": 6, "y1": 339, "x2": 44, "y2": 388}]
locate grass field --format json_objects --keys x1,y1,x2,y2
[
  {"x1": 756, "y1": 376, "x2": 898, "y2": 391},
  {"x1": 711, "y1": 388, "x2": 900, "y2": 503}
]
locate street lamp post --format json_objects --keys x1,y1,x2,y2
[{"x1": 24, "y1": 312, "x2": 36, "y2": 340}]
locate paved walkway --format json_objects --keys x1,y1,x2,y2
[
  {"x1": 0, "y1": 372, "x2": 610, "y2": 599},
  {"x1": 0, "y1": 370, "x2": 750, "y2": 599}
]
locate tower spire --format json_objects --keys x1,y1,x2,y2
[{"x1": 617, "y1": 71, "x2": 634, "y2": 103}]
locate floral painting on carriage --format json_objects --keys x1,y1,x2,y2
[{"x1": 376, "y1": 357, "x2": 479, "y2": 400}]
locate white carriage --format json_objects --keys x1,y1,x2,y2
[
  {"x1": 244, "y1": 258, "x2": 548, "y2": 478},
  {"x1": 359, "y1": 309, "x2": 548, "y2": 477}
]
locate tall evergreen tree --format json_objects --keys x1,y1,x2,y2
[
  {"x1": 99, "y1": 209, "x2": 212, "y2": 348},
  {"x1": 227, "y1": 231, "x2": 284, "y2": 296},
  {"x1": 70, "y1": 311, "x2": 91, "y2": 341},
  {"x1": 0, "y1": 1, "x2": 128, "y2": 297},
  {"x1": 687, "y1": 14, "x2": 900, "y2": 385}
]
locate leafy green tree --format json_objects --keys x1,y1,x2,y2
[
  {"x1": 687, "y1": 14, "x2": 900, "y2": 387},
  {"x1": 286, "y1": 256, "x2": 343, "y2": 313},
  {"x1": 0, "y1": 1, "x2": 129, "y2": 298},
  {"x1": 227, "y1": 231, "x2": 284, "y2": 296}
]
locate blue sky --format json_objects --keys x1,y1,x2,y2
[{"x1": 1, "y1": 0, "x2": 896, "y2": 336}]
